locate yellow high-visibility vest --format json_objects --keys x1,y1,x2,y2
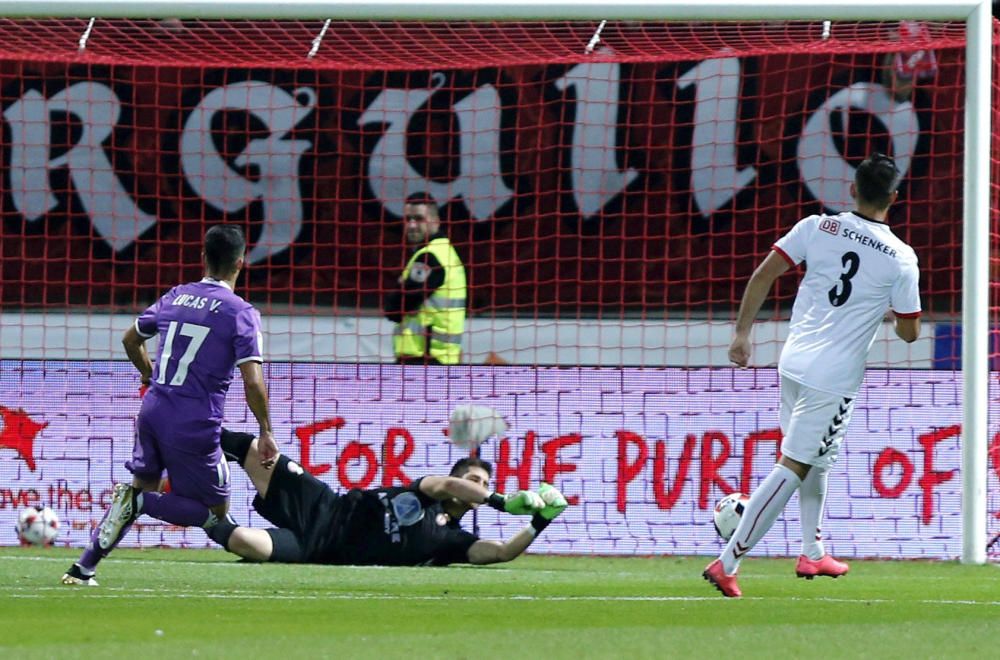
[{"x1": 393, "y1": 237, "x2": 466, "y2": 365}]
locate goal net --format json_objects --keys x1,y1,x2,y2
[{"x1": 0, "y1": 16, "x2": 996, "y2": 559}]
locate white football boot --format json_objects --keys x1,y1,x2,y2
[{"x1": 98, "y1": 483, "x2": 138, "y2": 550}]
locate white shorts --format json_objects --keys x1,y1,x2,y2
[{"x1": 779, "y1": 376, "x2": 856, "y2": 469}]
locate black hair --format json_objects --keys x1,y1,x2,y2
[
  {"x1": 404, "y1": 192, "x2": 440, "y2": 218},
  {"x1": 204, "y1": 225, "x2": 246, "y2": 275},
  {"x1": 855, "y1": 153, "x2": 901, "y2": 210},
  {"x1": 449, "y1": 456, "x2": 493, "y2": 478}
]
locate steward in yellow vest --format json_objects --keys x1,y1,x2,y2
[{"x1": 384, "y1": 196, "x2": 466, "y2": 365}]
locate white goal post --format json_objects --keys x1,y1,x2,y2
[{"x1": 0, "y1": 0, "x2": 991, "y2": 564}]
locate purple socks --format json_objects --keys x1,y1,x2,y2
[{"x1": 138, "y1": 492, "x2": 213, "y2": 527}]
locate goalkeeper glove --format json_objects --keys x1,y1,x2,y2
[
  {"x1": 530, "y1": 483, "x2": 568, "y2": 535},
  {"x1": 486, "y1": 490, "x2": 545, "y2": 515},
  {"x1": 537, "y1": 482, "x2": 568, "y2": 521}
]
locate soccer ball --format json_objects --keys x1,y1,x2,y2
[
  {"x1": 713, "y1": 492, "x2": 749, "y2": 541},
  {"x1": 16, "y1": 506, "x2": 60, "y2": 546}
]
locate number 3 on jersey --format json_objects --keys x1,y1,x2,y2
[
  {"x1": 828, "y1": 251, "x2": 860, "y2": 307},
  {"x1": 156, "y1": 322, "x2": 210, "y2": 386}
]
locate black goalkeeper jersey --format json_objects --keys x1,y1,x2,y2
[{"x1": 321, "y1": 478, "x2": 479, "y2": 566}]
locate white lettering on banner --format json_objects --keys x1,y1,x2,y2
[
  {"x1": 3, "y1": 82, "x2": 157, "y2": 251},
  {"x1": 798, "y1": 82, "x2": 919, "y2": 211},
  {"x1": 360, "y1": 73, "x2": 513, "y2": 221},
  {"x1": 555, "y1": 58, "x2": 639, "y2": 219},
  {"x1": 677, "y1": 58, "x2": 758, "y2": 218},
  {"x1": 180, "y1": 81, "x2": 315, "y2": 264},
  {"x1": 1, "y1": 363, "x2": 993, "y2": 559},
  {"x1": 1, "y1": 68, "x2": 928, "y2": 244}
]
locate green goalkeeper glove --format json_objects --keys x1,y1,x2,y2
[
  {"x1": 487, "y1": 490, "x2": 545, "y2": 515},
  {"x1": 537, "y1": 482, "x2": 568, "y2": 521}
]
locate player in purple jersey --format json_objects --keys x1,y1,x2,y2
[{"x1": 62, "y1": 225, "x2": 279, "y2": 587}]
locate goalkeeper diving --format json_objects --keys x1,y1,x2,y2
[{"x1": 207, "y1": 428, "x2": 569, "y2": 566}]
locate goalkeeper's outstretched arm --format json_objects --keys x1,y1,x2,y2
[
  {"x1": 419, "y1": 476, "x2": 544, "y2": 515},
  {"x1": 466, "y1": 527, "x2": 538, "y2": 565},
  {"x1": 465, "y1": 483, "x2": 570, "y2": 565}
]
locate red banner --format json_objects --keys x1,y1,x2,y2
[{"x1": 0, "y1": 50, "x2": 971, "y2": 312}]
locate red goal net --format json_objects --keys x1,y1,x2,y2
[{"x1": 0, "y1": 18, "x2": 996, "y2": 558}]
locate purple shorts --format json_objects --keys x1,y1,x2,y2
[{"x1": 126, "y1": 392, "x2": 230, "y2": 507}]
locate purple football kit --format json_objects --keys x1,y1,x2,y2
[{"x1": 128, "y1": 278, "x2": 263, "y2": 506}]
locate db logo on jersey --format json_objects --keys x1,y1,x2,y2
[{"x1": 819, "y1": 219, "x2": 840, "y2": 235}]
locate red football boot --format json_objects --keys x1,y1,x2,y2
[
  {"x1": 703, "y1": 559, "x2": 742, "y2": 598},
  {"x1": 795, "y1": 554, "x2": 849, "y2": 579}
]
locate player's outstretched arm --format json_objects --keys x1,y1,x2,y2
[
  {"x1": 238, "y1": 361, "x2": 278, "y2": 468},
  {"x1": 466, "y1": 483, "x2": 569, "y2": 565},
  {"x1": 466, "y1": 529, "x2": 536, "y2": 565},
  {"x1": 419, "y1": 476, "x2": 544, "y2": 514},
  {"x1": 121, "y1": 325, "x2": 153, "y2": 386},
  {"x1": 729, "y1": 251, "x2": 791, "y2": 367},
  {"x1": 421, "y1": 475, "x2": 542, "y2": 512}
]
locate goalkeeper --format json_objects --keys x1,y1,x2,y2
[{"x1": 205, "y1": 429, "x2": 568, "y2": 566}]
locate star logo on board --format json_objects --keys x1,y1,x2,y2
[{"x1": 0, "y1": 405, "x2": 48, "y2": 471}]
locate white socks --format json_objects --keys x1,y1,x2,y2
[
  {"x1": 799, "y1": 466, "x2": 829, "y2": 560},
  {"x1": 721, "y1": 464, "x2": 802, "y2": 575}
]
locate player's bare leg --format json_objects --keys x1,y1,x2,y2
[
  {"x1": 226, "y1": 527, "x2": 274, "y2": 562},
  {"x1": 241, "y1": 439, "x2": 279, "y2": 498},
  {"x1": 207, "y1": 429, "x2": 282, "y2": 556},
  {"x1": 221, "y1": 429, "x2": 278, "y2": 497},
  {"x1": 777, "y1": 455, "x2": 811, "y2": 480}
]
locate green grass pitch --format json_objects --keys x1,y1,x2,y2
[{"x1": 3, "y1": 547, "x2": 999, "y2": 658}]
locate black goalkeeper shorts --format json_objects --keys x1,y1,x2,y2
[{"x1": 252, "y1": 455, "x2": 340, "y2": 563}]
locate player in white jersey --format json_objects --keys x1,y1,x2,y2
[{"x1": 704, "y1": 153, "x2": 922, "y2": 597}]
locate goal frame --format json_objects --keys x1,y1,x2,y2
[{"x1": 0, "y1": 0, "x2": 990, "y2": 564}]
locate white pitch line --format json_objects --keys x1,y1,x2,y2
[
  {"x1": 3, "y1": 555, "x2": 996, "y2": 588},
  {"x1": 7, "y1": 590, "x2": 735, "y2": 602},
  {"x1": 7, "y1": 587, "x2": 1000, "y2": 607},
  {"x1": 0, "y1": 556, "x2": 969, "y2": 583}
]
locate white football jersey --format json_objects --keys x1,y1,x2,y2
[{"x1": 773, "y1": 211, "x2": 921, "y2": 397}]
